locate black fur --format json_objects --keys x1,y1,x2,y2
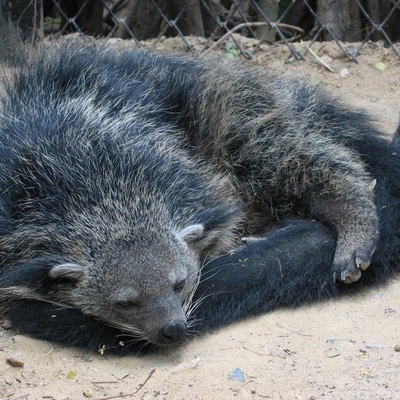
[{"x1": 1, "y1": 41, "x2": 400, "y2": 353}]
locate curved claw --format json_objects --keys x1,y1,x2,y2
[
  {"x1": 341, "y1": 268, "x2": 361, "y2": 284},
  {"x1": 356, "y1": 257, "x2": 371, "y2": 271},
  {"x1": 333, "y1": 268, "x2": 362, "y2": 284}
]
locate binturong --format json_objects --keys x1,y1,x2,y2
[
  {"x1": 0, "y1": 40, "x2": 399, "y2": 354},
  {"x1": 0, "y1": 41, "x2": 243, "y2": 348}
]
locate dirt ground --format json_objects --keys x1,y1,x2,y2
[{"x1": 1, "y1": 38, "x2": 400, "y2": 400}]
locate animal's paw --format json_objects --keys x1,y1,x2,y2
[{"x1": 332, "y1": 246, "x2": 375, "y2": 284}]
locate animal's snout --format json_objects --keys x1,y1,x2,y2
[{"x1": 159, "y1": 320, "x2": 187, "y2": 344}]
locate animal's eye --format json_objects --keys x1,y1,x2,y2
[
  {"x1": 174, "y1": 280, "x2": 186, "y2": 293},
  {"x1": 115, "y1": 300, "x2": 138, "y2": 309}
]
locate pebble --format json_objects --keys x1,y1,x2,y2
[
  {"x1": 83, "y1": 388, "x2": 94, "y2": 398},
  {"x1": 340, "y1": 68, "x2": 350, "y2": 78}
]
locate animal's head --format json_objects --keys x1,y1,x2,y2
[{"x1": 47, "y1": 222, "x2": 216, "y2": 347}]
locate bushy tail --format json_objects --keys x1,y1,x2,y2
[{"x1": 192, "y1": 189, "x2": 400, "y2": 332}]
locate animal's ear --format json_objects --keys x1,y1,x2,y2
[
  {"x1": 179, "y1": 224, "x2": 205, "y2": 244},
  {"x1": 178, "y1": 206, "x2": 241, "y2": 255},
  {"x1": 49, "y1": 263, "x2": 84, "y2": 282},
  {"x1": 178, "y1": 220, "x2": 227, "y2": 256}
]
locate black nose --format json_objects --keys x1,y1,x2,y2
[{"x1": 159, "y1": 320, "x2": 187, "y2": 344}]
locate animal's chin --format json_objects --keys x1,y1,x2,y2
[
  {"x1": 148, "y1": 340, "x2": 186, "y2": 349},
  {"x1": 101, "y1": 324, "x2": 186, "y2": 349},
  {"x1": 114, "y1": 335, "x2": 186, "y2": 354},
  {"x1": 144, "y1": 333, "x2": 188, "y2": 348}
]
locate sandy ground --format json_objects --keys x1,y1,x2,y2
[{"x1": 1, "y1": 39, "x2": 400, "y2": 400}]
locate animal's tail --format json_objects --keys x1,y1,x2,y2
[{"x1": 192, "y1": 188, "x2": 400, "y2": 332}]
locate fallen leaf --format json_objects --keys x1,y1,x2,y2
[{"x1": 66, "y1": 370, "x2": 77, "y2": 380}]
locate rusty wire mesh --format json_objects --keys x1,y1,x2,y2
[{"x1": 42, "y1": 0, "x2": 400, "y2": 61}]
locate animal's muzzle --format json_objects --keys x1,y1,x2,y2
[{"x1": 158, "y1": 320, "x2": 187, "y2": 344}]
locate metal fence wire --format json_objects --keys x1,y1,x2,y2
[{"x1": 31, "y1": 0, "x2": 400, "y2": 61}]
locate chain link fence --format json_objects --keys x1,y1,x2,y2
[{"x1": 1, "y1": 0, "x2": 400, "y2": 61}]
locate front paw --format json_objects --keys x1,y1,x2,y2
[{"x1": 332, "y1": 246, "x2": 375, "y2": 284}]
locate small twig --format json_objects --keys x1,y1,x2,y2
[
  {"x1": 301, "y1": 41, "x2": 335, "y2": 72},
  {"x1": 96, "y1": 369, "x2": 156, "y2": 400},
  {"x1": 91, "y1": 381, "x2": 119, "y2": 385},
  {"x1": 42, "y1": 341, "x2": 54, "y2": 357},
  {"x1": 133, "y1": 369, "x2": 156, "y2": 394},
  {"x1": 242, "y1": 346, "x2": 263, "y2": 356},
  {"x1": 202, "y1": 22, "x2": 303, "y2": 56},
  {"x1": 96, "y1": 392, "x2": 136, "y2": 400},
  {"x1": 220, "y1": 346, "x2": 241, "y2": 351}
]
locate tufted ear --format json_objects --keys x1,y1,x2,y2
[
  {"x1": 179, "y1": 224, "x2": 205, "y2": 244},
  {"x1": 49, "y1": 263, "x2": 84, "y2": 282}
]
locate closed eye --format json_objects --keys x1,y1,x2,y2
[
  {"x1": 174, "y1": 279, "x2": 186, "y2": 293},
  {"x1": 115, "y1": 300, "x2": 139, "y2": 309}
]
